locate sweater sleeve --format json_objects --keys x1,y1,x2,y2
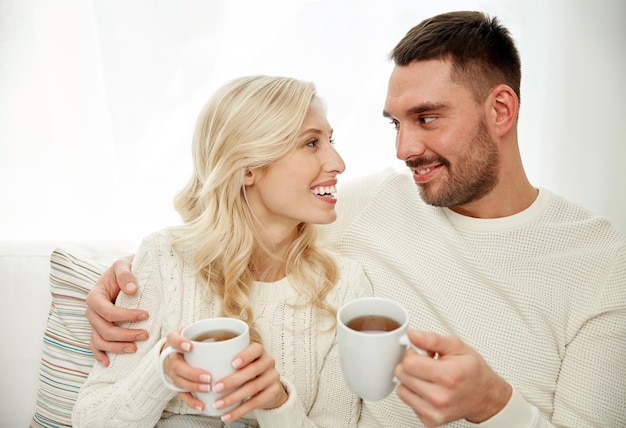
[
  {"x1": 254, "y1": 259, "x2": 373, "y2": 427},
  {"x1": 472, "y1": 244, "x2": 626, "y2": 428},
  {"x1": 549, "y1": 244, "x2": 626, "y2": 426},
  {"x1": 72, "y1": 236, "x2": 176, "y2": 427}
]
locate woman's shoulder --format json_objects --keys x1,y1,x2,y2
[
  {"x1": 332, "y1": 252, "x2": 363, "y2": 272},
  {"x1": 329, "y1": 253, "x2": 373, "y2": 301},
  {"x1": 133, "y1": 229, "x2": 189, "y2": 271}
]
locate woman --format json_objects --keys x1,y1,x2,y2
[{"x1": 72, "y1": 75, "x2": 371, "y2": 427}]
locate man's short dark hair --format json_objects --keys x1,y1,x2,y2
[{"x1": 391, "y1": 11, "x2": 522, "y2": 104}]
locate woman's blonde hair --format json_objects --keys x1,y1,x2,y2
[{"x1": 170, "y1": 75, "x2": 338, "y2": 343}]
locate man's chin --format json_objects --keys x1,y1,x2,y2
[{"x1": 416, "y1": 184, "x2": 441, "y2": 206}]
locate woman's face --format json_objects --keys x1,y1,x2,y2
[{"x1": 244, "y1": 99, "x2": 345, "y2": 236}]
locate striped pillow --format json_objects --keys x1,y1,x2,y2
[{"x1": 31, "y1": 249, "x2": 105, "y2": 428}]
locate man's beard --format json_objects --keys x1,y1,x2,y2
[{"x1": 408, "y1": 119, "x2": 499, "y2": 208}]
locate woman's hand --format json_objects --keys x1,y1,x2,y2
[
  {"x1": 213, "y1": 341, "x2": 288, "y2": 422},
  {"x1": 161, "y1": 329, "x2": 212, "y2": 411},
  {"x1": 162, "y1": 331, "x2": 288, "y2": 421}
]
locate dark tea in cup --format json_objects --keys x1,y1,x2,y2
[
  {"x1": 346, "y1": 315, "x2": 401, "y2": 333},
  {"x1": 191, "y1": 329, "x2": 239, "y2": 343}
]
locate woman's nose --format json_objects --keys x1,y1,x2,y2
[{"x1": 326, "y1": 146, "x2": 346, "y2": 174}]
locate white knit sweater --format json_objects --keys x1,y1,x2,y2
[
  {"x1": 72, "y1": 231, "x2": 372, "y2": 427},
  {"x1": 322, "y1": 168, "x2": 626, "y2": 428}
]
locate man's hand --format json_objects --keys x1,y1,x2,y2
[
  {"x1": 394, "y1": 330, "x2": 512, "y2": 427},
  {"x1": 85, "y1": 255, "x2": 149, "y2": 366}
]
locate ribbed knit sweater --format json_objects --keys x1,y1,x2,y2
[
  {"x1": 321, "y1": 168, "x2": 626, "y2": 427},
  {"x1": 72, "y1": 230, "x2": 372, "y2": 427}
]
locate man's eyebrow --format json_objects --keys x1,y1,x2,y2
[{"x1": 383, "y1": 102, "x2": 446, "y2": 119}]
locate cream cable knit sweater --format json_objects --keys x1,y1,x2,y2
[
  {"x1": 72, "y1": 231, "x2": 372, "y2": 427},
  {"x1": 321, "y1": 168, "x2": 626, "y2": 428}
]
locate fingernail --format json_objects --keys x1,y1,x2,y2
[
  {"x1": 181, "y1": 342, "x2": 191, "y2": 352},
  {"x1": 126, "y1": 282, "x2": 137, "y2": 292},
  {"x1": 232, "y1": 358, "x2": 242, "y2": 368},
  {"x1": 137, "y1": 313, "x2": 148, "y2": 321},
  {"x1": 199, "y1": 374, "x2": 211, "y2": 383},
  {"x1": 199, "y1": 383, "x2": 210, "y2": 392},
  {"x1": 136, "y1": 333, "x2": 148, "y2": 341},
  {"x1": 194, "y1": 405, "x2": 203, "y2": 412},
  {"x1": 213, "y1": 382, "x2": 224, "y2": 392},
  {"x1": 123, "y1": 346, "x2": 135, "y2": 353},
  {"x1": 213, "y1": 399, "x2": 224, "y2": 409},
  {"x1": 221, "y1": 413, "x2": 231, "y2": 422}
]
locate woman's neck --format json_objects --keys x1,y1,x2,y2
[
  {"x1": 249, "y1": 240, "x2": 293, "y2": 282},
  {"x1": 249, "y1": 261, "x2": 286, "y2": 282}
]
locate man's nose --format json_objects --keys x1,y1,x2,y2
[{"x1": 396, "y1": 127, "x2": 426, "y2": 161}]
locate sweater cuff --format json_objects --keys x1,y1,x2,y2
[
  {"x1": 253, "y1": 377, "x2": 307, "y2": 428},
  {"x1": 466, "y1": 388, "x2": 539, "y2": 427}
]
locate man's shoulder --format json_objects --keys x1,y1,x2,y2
[
  {"x1": 335, "y1": 167, "x2": 416, "y2": 211},
  {"x1": 544, "y1": 190, "x2": 625, "y2": 239},
  {"x1": 537, "y1": 190, "x2": 626, "y2": 265},
  {"x1": 338, "y1": 167, "x2": 408, "y2": 196},
  {"x1": 321, "y1": 168, "x2": 423, "y2": 247}
]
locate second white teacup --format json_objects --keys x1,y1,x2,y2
[
  {"x1": 158, "y1": 317, "x2": 250, "y2": 416},
  {"x1": 337, "y1": 297, "x2": 426, "y2": 401}
]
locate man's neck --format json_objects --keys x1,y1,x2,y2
[{"x1": 449, "y1": 181, "x2": 538, "y2": 219}]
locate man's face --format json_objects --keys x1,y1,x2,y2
[{"x1": 383, "y1": 59, "x2": 499, "y2": 209}]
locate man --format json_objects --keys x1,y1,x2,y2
[{"x1": 86, "y1": 11, "x2": 626, "y2": 427}]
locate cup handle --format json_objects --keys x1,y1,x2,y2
[
  {"x1": 393, "y1": 334, "x2": 429, "y2": 386},
  {"x1": 159, "y1": 346, "x2": 189, "y2": 392},
  {"x1": 399, "y1": 333, "x2": 428, "y2": 356}
]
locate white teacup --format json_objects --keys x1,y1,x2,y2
[
  {"x1": 159, "y1": 317, "x2": 250, "y2": 416},
  {"x1": 337, "y1": 297, "x2": 426, "y2": 401}
]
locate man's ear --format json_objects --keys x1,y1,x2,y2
[
  {"x1": 489, "y1": 84, "x2": 518, "y2": 137},
  {"x1": 243, "y1": 168, "x2": 255, "y2": 186}
]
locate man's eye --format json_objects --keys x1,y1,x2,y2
[
  {"x1": 389, "y1": 120, "x2": 399, "y2": 131},
  {"x1": 329, "y1": 138, "x2": 336, "y2": 146},
  {"x1": 419, "y1": 117, "x2": 436, "y2": 124}
]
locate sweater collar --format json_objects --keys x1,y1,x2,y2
[{"x1": 441, "y1": 188, "x2": 551, "y2": 232}]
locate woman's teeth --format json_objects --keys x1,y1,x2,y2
[{"x1": 311, "y1": 186, "x2": 337, "y2": 196}]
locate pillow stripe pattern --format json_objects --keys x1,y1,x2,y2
[{"x1": 31, "y1": 248, "x2": 105, "y2": 428}]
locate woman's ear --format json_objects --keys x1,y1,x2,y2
[
  {"x1": 489, "y1": 84, "x2": 518, "y2": 137},
  {"x1": 243, "y1": 168, "x2": 255, "y2": 186}
]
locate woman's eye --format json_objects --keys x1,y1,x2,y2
[
  {"x1": 305, "y1": 139, "x2": 318, "y2": 147},
  {"x1": 329, "y1": 138, "x2": 336, "y2": 146}
]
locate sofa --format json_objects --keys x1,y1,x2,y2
[{"x1": 1, "y1": 240, "x2": 136, "y2": 427}]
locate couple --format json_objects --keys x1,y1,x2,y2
[{"x1": 74, "y1": 11, "x2": 626, "y2": 428}]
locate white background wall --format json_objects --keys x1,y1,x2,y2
[{"x1": 1, "y1": 0, "x2": 625, "y2": 244}]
